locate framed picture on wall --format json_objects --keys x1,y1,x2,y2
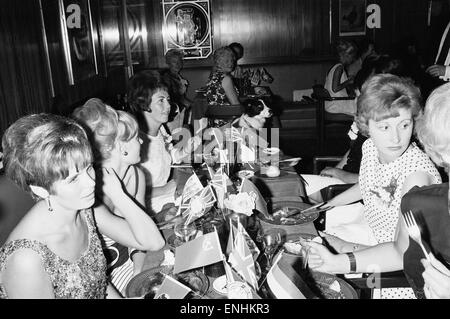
[
  {"x1": 339, "y1": 0, "x2": 366, "y2": 36},
  {"x1": 162, "y1": 0, "x2": 212, "y2": 59},
  {"x1": 58, "y1": 0, "x2": 98, "y2": 85}
]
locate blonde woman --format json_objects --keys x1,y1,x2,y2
[
  {"x1": 306, "y1": 74, "x2": 441, "y2": 299},
  {"x1": 401, "y1": 82, "x2": 450, "y2": 298},
  {"x1": 73, "y1": 99, "x2": 164, "y2": 296}
]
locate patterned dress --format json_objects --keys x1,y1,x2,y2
[
  {"x1": 359, "y1": 139, "x2": 441, "y2": 243},
  {"x1": 359, "y1": 139, "x2": 441, "y2": 299},
  {"x1": 206, "y1": 71, "x2": 230, "y2": 106},
  {"x1": 0, "y1": 209, "x2": 107, "y2": 299}
]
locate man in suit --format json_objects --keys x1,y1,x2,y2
[{"x1": 426, "y1": 19, "x2": 450, "y2": 81}]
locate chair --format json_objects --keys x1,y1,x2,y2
[
  {"x1": 205, "y1": 104, "x2": 244, "y2": 126},
  {"x1": 311, "y1": 84, "x2": 355, "y2": 154},
  {"x1": 0, "y1": 174, "x2": 35, "y2": 246}
]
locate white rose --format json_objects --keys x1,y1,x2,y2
[{"x1": 224, "y1": 192, "x2": 256, "y2": 216}]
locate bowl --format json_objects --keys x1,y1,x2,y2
[{"x1": 126, "y1": 266, "x2": 209, "y2": 298}]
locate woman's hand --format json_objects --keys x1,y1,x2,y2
[
  {"x1": 319, "y1": 231, "x2": 357, "y2": 253},
  {"x1": 101, "y1": 167, "x2": 124, "y2": 199},
  {"x1": 306, "y1": 241, "x2": 342, "y2": 274},
  {"x1": 320, "y1": 167, "x2": 339, "y2": 178},
  {"x1": 422, "y1": 254, "x2": 450, "y2": 299}
]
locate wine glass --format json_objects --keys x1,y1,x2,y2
[
  {"x1": 260, "y1": 229, "x2": 282, "y2": 271},
  {"x1": 174, "y1": 222, "x2": 197, "y2": 243}
]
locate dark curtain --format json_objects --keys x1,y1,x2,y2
[{"x1": 0, "y1": 0, "x2": 52, "y2": 139}]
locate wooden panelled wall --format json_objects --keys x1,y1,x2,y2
[
  {"x1": 0, "y1": 0, "x2": 106, "y2": 137},
  {"x1": 129, "y1": 0, "x2": 333, "y2": 69},
  {"x1": 0, "y1": 0, "x2": 442, "y2": 137},
  {"x1": 124, "y1": 0, "x2": 436, "y2": 69}
]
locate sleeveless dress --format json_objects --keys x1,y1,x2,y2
[
  {"x1": 324, "y1": 63, "x2": 357, "y2": 116},
  {"x1": 101, "y1": 165, "x2": 141, "y2": 296},
  {"x1": 0, "y1": 209, "x2": 107, "y2": 299},
  {"x1": 358, "y1": 139, "x2": 441, "y2": 299}
]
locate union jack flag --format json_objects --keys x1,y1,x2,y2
[{"x1": 228, "y1": 222, "x2": 259, "y2": 290}]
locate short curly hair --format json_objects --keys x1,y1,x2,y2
[
  {"x1": 72, "y1": 98, "x2": 139, "y2": 162},
  {"x1": 213, "y1": 46, "x2": 236, "y2": 73},
  {"x1": 165, "y1": 49, "x2": 184, "y2": 64},
  {"x1": 336, "y1": 40, "x2": 357, "y2": 60},
  {"x1": 127, "y1": 70, "x2": 168, "y2": 115},
  {"x1": 2, "y1": 113, "x2": 92, "y2": 193},
  {"x1": 416, "y1": 82, "x2": 450, "y2": 167},
  {"x1": 355, "y1": 74, "x2": 422, "y2": 137}
]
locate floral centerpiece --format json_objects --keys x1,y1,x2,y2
[{"x1": 223, "y1": 191, "x2": 257, "y2": 217}]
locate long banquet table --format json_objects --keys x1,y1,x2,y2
[{"x1": 139, "y1": 160, "x2": 322, "y2": 299}]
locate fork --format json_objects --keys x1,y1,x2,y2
[{"x1": 403, "y1": 210, "x2": 431, "y2": 261}]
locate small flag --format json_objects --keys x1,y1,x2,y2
[
  {"x1": 266, "y1": 253, "x2": 316, "y2": 299},
  {"x1": 154, "y1": 274, "x2": 192, "y2": 299},
  {"x1": 240, "y1": 143, "x2": 256, "y2": 163},
  {"x1": 225, "y1": 219, "x2": 237, "y2": 256},
  {"x1": 174, "y1": 230, "x2": 224, "y2": 274},
  {"x1": 228, "y1": 223, "x2": 258, "y2": 290},
  {"x1": 182, "y1": 184, "x2": 217, "y2": 224},
  {"x1": 181, "y1": 173, "x2": 203, "y2": 203},
  {"x1": 240, "y1": 178, "x2": 268, "y2": 217}
]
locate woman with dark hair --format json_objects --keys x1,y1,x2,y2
[{"x1": 127, "y1": 70, "x2": 201, "y2": 213}]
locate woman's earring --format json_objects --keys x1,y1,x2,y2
[
  {"x1": 46, "y1": 196, "x2": 53, "y2": 212},
  {"x1": 123, "y1": 151, "x2": 128, "y2": 156}
]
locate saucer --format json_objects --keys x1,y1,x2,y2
[{"x1": 212, "y1": 275, "x2": 228, "y2": 295}]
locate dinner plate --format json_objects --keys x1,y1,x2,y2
[
  {"x1": 258, "y1": 200, "x2": 319, "y2": 226},
  {"x1": 237, "y1": 170, "x2": 255, "y2": 179},
  {"x1": 264, "y1": 252, "x2": 358, "y2": 299},
  {"x1": 126, "y1": 266, "x2": 210, "y2": 299}
]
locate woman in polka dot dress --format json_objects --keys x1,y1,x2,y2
[{"x1": 306, "y1": 74, "x2": 441, "y2": 299}]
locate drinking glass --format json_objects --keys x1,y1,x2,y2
[
  {"x1": 174, "y1": 222, "x2": 198, "y2": 243},
  {"x1": 203, "y1": 153, "x2": 218, "y2": 168},
  {"x1": 260, "y1": 229, "x2": 282, "y2": 271}
]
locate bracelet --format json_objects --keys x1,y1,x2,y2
[{"x1": 346, "y1": 252, "x2": 357, "y2": 273}]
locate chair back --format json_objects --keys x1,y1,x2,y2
[
  {"x1": 312, "y1": 84, "x2": 354, "y2": 154},
  {"x1": 0, "y1": 175, "x2": 34, "y2": 246},
  {"x1": 205, "y1": 104, "x2": 244, "y2": 122}
]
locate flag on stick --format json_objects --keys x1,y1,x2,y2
[
  {"x1": 266, "y1": 253, "x2": 316, "y2": 299},
  {"x1": 154, "y1": 274, "x2": 192, "y2": 299},
  {"x1": 228, "y1": 221, "x2": 258, "y2": 290},
  {"x1": 174, "y1": 230, "x2": 224, "y2": 274}
]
